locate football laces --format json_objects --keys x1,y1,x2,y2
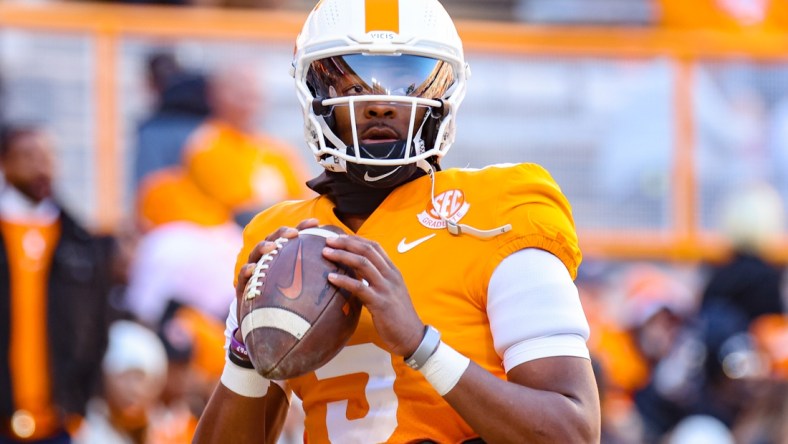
[{"x1": 243, "y1": 237, "x2": 288, "y2": 301}]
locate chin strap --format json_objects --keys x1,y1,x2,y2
[{"x1": 422, "y1": 162, "x2": 512, "y2": 239}]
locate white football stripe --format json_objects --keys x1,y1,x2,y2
[
  {"x1": 241, "y1": 307, "x2": 312, "y2": 340},
  {"x1": 299, "y1": 227, "x2": 341, "y2": 239}
]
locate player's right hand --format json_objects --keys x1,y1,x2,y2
[{"x1": 233, "y1": 218, "x2": 320, "y2": 333}]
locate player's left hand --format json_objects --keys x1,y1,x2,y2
[{"x1": 323, "y1": 234, "x2": 425, "y2": 358}]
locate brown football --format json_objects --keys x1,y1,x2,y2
[{"x1": 239, "y1": 225, "x2": 361, "y2": 380}]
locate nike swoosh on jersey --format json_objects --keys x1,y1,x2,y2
[
  {"x1": 364, "y1": 166, "x2": 401, "y2": 182},
  {"x1": 397, "y1": 234, "x2": 436, "y2": 253},
  {"x1": 277, "y1": 241, "x2": 303, "y2": 299}
]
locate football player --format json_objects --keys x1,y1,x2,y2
[{"x1": 194, "y1": 0, "x2": 600, "y2": 442}]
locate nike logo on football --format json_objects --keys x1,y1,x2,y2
[
  {"x1": 364, "y1": 167, "x2": 401, "y2": 182},
  {"x1": 397, "y1": 234, "x2": 436, "y2": 253},
  {"x1": 278, "y1": 241, "x2": 303, "y2": 299}
]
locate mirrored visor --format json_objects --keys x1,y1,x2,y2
[{"x1": 307, "y1": 54, "x2": 455, "y2": 100}]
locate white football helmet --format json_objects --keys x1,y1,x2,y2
[{"x1": 292, "y1": 0, "x2": 469, "y2": 182}]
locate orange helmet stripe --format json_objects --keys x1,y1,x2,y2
[{"x1": 365, "y1": 0, "x2": 400, "y2": 33}]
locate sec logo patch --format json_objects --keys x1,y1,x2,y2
[{"x1": 417, "y1": 189, "x2": 470, "y2": 229}]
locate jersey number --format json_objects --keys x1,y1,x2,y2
[{"x1": 314, "y1": 344, "x2": 398, "y2": 442}]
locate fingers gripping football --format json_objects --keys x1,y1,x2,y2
[
  {"x1": 234, "y1": 219, "x2": 319, "y2": 323},
  {"x1": 324, "y1": 235, "x2": 425, "y2": 358},
  {"x1": 238, "y1": 224, "x2": 361, "y2": 380}
]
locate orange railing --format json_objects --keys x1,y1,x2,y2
[{"x1": 1, "y1": 1, "x2": 787, "y2": 262}]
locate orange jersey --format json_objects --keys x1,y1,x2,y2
[
  {"x1": 184, "y1": 120, "x2": 311, "y2": 213},
  {"x1": 235, "y1": 163, "x2": 581, "y2": 443},
  {"x1": 1, "y1": 219, "x2": 62, "y2": 440},
  {"x1": 136, "y1": 168, "x2": 233, "y2": 230}
]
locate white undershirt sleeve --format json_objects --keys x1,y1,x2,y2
[{"x1": 487, "y1": 248, "x2": 591, "y2": 373}]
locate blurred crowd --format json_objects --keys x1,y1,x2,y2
[
  {"x1": 1, "y1": 1, "x2": 788, "y2": 443},
  {"x1": 584, "y1": 183, "x2": 788, "y2": 444},
  {"x1": 0, "y1": 50, "x2": 311, "y2": 444}
]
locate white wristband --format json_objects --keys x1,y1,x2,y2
[
  {"x1": 220, "y1": 359, "x2": 271, "y2": 398},
  {"x1": 418, "y1": 341, "x2": 470, "y2": 396}
]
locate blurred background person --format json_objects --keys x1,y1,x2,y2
[
  {"x1": 615, "y1": 181, "x2": 787, "y2": 443},
  {"x1": 180, "y1": 63, "x2": 311, "y2": 227},
  {"x1": 132, "y1": 50, "x2": 211, "y2": 191},
  {"x1": 729, "y1": 313, "x2": 788, "y2": 444},
  {"x1": 0, "y1": 123, "x2": 113, "y2": 443},
  {"x1": 125, "y1": 62, "x2": 314, "y2": 443},
  {"x1": 120, "y1": 280, "x2": 230, "y2": 425},
  {"x1": 123, "y1": 220, "x2": 239, "y2": 326},
  {"x1": 151, "y1": 301, "x2": 222, "y2": 442},
  {"x1": 656, "y1": 181, "x2": 788, "y2": 443},
  {"x1": 134, "y1": 63, "x2": 311, "y2": 231},
  {"x1": 74, "y1": 320, "x2": 171, "y2": 444},
  {"x1": 700, "y1": 181, "x2": 786, "y2": 323},
  {"x1": 585, "y1": 264, "x2": 699, "y2": 444},
  {"x1": 129, "y1": 59, "x2": 307, "y2": 373}
]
